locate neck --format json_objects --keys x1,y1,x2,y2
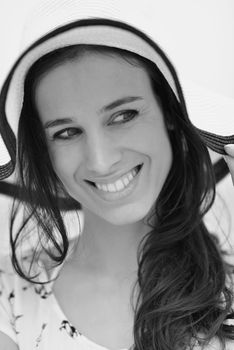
[{"x1": 69, "y1": 208, "x2": 151, "y2": 282}]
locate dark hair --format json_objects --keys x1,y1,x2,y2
[{"x1": 10, "y1": 45, "x2": 234, "y2": 350}]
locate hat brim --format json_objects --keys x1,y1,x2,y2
[
  {"x1": 0, "y1": 18, "x2": 233, "y2": 180},
  {"x1": 181, "y1": 78, "x2": 234, "y2": 153}
]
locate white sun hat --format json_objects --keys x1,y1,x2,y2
[{"x1": 0, "y1": 0, "x2": 233, "y2": 180}]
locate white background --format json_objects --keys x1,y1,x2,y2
[{"x1": 0, "y1": 0, "x2": 234, "y2": 98}]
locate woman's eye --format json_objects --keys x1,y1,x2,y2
[
  {"x1": 111, "y1": 110, "x2": 139, "y2": 125},
  {"x1": 53, "y1": 127, "x2": 82, "y2": 140}
]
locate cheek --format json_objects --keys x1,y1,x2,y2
[
  {"x1": 134, "y1": 117, "x2": 172, "y2": 160},
  {"x1": 47, "y1": 145, "x2": 81, "y2": 184}
]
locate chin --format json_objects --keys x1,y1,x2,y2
[{"x1": 98, "y1": 203, "x2": 153, "y2": 226}]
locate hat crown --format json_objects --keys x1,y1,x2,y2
[{"x1": 21, "y1": 0, "x2": 147, "y2": 51}]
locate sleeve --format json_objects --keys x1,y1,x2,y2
[{"x1": 0, "y1": 269, "x2": 18, "y2": 343}]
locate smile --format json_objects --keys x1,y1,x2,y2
[
  {"x1": 95, "y1": 166, "x2": 138, "y2": 193},
  {"x1": 85, "y1": 164, "x2": 143, "y2": 200}
]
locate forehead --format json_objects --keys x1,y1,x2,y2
[{"x1": 34, "y1": 52, "x2": 155, "y2": 116}]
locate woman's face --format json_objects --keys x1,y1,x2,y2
[{"x1": 34, "y1": 53, "x2": 173, "y2": 225}]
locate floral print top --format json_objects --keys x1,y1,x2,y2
[
  {"x1": 0, "y1": 256, "x2": 125, "y2": 350},
  {"x1": 0, "y1": 256, "x2": 234, "y2": 350}
]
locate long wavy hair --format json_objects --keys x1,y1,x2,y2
[{"x1": 10, "y1": 44, "x2": 234, "y2": 350}]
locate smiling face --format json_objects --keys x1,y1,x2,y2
[{"x1": 34, "y1": 52, "x2": 172, "y2": 225}]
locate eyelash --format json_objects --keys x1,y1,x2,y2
[{"x1": 52, "y1": 109, "x2": 139, "y2": 141}]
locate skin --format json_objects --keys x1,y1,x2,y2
[
  {"x1": 33, "y1": 53, "x2": 173, "y2": 347},
  {"x1": 35, "y1": 54, "x2": 172, "y2": 225},
  {"x1": 0, "y1": 332, "x2": 19, "y2": 350},
  {"x1": 34, "y1": 52, "x2": 173, "y2": 276}
]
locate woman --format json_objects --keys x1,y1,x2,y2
[{"x1": 0, "y1": 1, "x2": 234, "y2": 349}]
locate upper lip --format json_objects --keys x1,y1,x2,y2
[{"x1": 85, "y1": 164, "x2": 142, "y2": 185}]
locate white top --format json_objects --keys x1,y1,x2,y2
[
  {"x1": 0, "y1": 256, "x2": 132, "y2": 350},
  {"x1": 0, "y1": 257, "x2": 234, "y2": 350}
]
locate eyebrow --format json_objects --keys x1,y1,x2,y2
[
  {"x1": 99, "y1": 96, "x2": 143, "y2": 113},
  {"x1": 44, "y1": 96, "x2": 143, "y2": 129}
]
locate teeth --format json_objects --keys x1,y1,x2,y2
[
  {"x1": 123, "y1": 177, "x2": 130, "y2": 186},
  {"x1": 102, "y1": 184, "x2": 108, "y2": 192},
  {"x1": 115, "y1": 179, "x2": 125, "y2": 191},
  {"x1": 94, "y1": 167, "x2": 139, "y2": 193},
  {"x1": 127, "y1": 172, "x2": 134, "y2": 181},
  {"x1": 107, "y1": 184, "x2": 116, "y2": 192}
]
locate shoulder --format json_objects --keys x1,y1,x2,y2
[
  {"x1": 0, "y1": 255, "x2": 55, "y2": 346},
  {"x1": 0, "y1": 254, "x2": 54, "y2": 317},
  {"x1": 0, "y1": 257, "x2": 18, "y2": 295},
  {"x1": 0, "y1": 256, "x2": 31, "y2": 294},
  {"x1": 0, "y1": 255, "x2": 32, "y2": 310},
  {"x1": 0, "y1": 254, "x2": 53, "y2": 301},
  {"x1": 0, "y1": 258, "x2": 22, "y2": 346}
]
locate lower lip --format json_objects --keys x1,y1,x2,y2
[{"x1": 86, "y1": 165, "x2": 143, "y2": 202}]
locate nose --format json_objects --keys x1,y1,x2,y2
[{"x1": 84, "y1": 131, "x2": 122, "y2": 176}]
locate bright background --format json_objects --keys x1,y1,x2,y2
[
  {"x1": 0, "y1": 0, "x2": 234, "y2": 257},
  {"x1": 1, "y1": 0, "x2": 234, "y2": 97}
]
